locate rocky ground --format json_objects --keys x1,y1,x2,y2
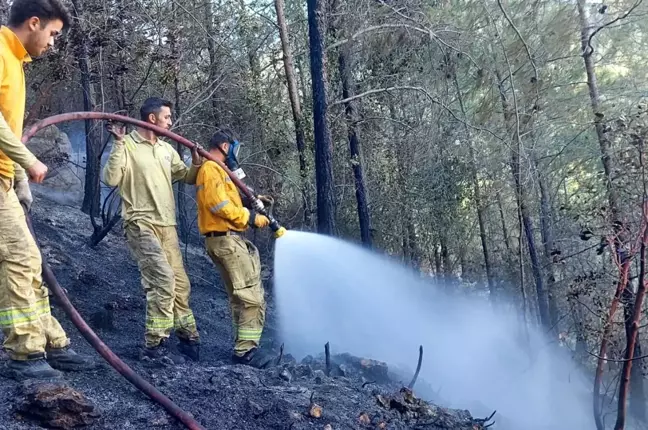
[{"x1": 0, "y1": 195, "x2": 493, "y2": 430}]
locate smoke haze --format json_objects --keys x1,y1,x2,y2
[{"x1": 273, "y1": 231, "x2": 596, "y2": 429}]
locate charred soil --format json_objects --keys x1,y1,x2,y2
[{"x1": 0, "y1": 197, "x2": 491, "y2": 430}]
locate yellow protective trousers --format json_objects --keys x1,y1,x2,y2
[
  {"x1": 205, "y1": 234, "x2": 266, "y2": 356},
  {"x1": 0, "y1": 176, "x2": 69, "y2": 360},
  {"x1": 124, "y1": 221, "x2": 199, "y2": 348}
]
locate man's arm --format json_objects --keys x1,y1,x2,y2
[
  {"x1": 103, "y1": 127, "x2": 129, "y2": 187},
  {"x1": 0, "y1": 56, "x2": 40, "y2": 175},
  {"x1": 201, "y1": 164, "x2": 250, "y2": 229},
  {"x1": 0, "y1": 112, "x2": 38, "y2": 172}
]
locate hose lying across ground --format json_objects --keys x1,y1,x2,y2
[{"x1": 17, "y1": 111, "x2": 269, "y2": 430}]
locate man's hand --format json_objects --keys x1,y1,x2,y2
[
  {"x1": 106, "y1": 121, "x2": 125, "y2": 141},
  {"x1": 26, "y1": 160, "x2": 48, "y2": 184},
  {"x1": 191, "y1": 144, "x2": 203, "y2": 165},
  {"x1": 14, "y1": 178, "x2": 33, "y2": 210}
]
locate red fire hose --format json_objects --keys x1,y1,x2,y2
[
  {"x1": 18, "y1": 111, "x2": 287, "y2": 430},
  {"x1": 22, "y1": 112, "x2": 286, "y2": 236}
]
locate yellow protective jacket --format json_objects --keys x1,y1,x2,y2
[
  {"x1": 0, "y1": 26, "x2": 38, "y2": 181},
  {"x1": 102, "y1": 130, "x2": 199, "y2": 227},
  {"x1": 196, "y1": 160, "x2": 250, "y2": 234}
]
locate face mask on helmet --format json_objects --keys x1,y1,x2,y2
[{"x1": 225, "y1": 139, "x2": 246, "y2": 180}]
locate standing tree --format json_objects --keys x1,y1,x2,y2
[{"x1": 307, "y1": 0, "x2": 336, "y2": 235}]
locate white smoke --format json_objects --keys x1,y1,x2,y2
[{"x1": 273, "y1": 231, "x2": 597, "y2": 429}]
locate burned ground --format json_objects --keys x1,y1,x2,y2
[{"x1": 0, "y1": 196, "x2": 490, "y2": 430}]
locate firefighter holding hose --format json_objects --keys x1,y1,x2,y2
[
  {"x1": 196, "y1": 129, "x2": 277, "y2": 368},
  {"x1": 0, "y1": 0, "x2": 96, "y2": 380},
  {"x1": 102, "y1": 97, "x2": 202, "y2": 362}
]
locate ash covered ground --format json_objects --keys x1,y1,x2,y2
[{"x1": 0, "y1": 196, "x2": 491, "y2": 430}]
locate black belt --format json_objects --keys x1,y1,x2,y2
[{"x1": 205, "y1": 231, "x2": 238, "y2": 237}]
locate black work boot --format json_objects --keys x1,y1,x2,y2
[
  {"x1": 177, "y1": 339, "x2": 200, "y2": 362},
  {"x1": 141, "y1": 339, "x2": 170, "y2": 360},
  {"x1": 232, "y1": 347, "x2": 276, "y2": 369},
  {"x1": 46, "y1": 346, "x2": 96, "y2": 371},
  {"x1": 4, "y1": 359, "x2": 63, "y2": 381}
]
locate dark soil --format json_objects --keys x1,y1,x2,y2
[{"x1": 0, "y1": 196, "x2": 491, "y2": 430}]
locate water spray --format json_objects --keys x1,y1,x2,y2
[
  {"x1": 19, "y1": 111, "x2": 289, "y2": 430},
  {"x1": 22, "y1": 112, "x2": 288, "y2": 238}
]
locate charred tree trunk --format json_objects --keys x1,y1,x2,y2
[
  {"x1": 275, "y1": 0, "x2": 313, "y2": 228},
  {"x1": 205, "y1": 0, "x2": 220, "y2": 124},
  {"x1": 307, "y1": 0, "x2": 336, "y2": 235},
  {"x1": 433, "y1": 242, "x2": 442, "y2": 275},
  {"x1": 337, "y1": 45, "x2": 371, "y2": 247},
  {"x1": 168, "y1": 3, "x2": 188, "y2": 243},
  {"x1": 72, "y1": 0, "x2": 101, "y2": 219},
  {"x1": 440, "y1": 235, "x2": 451, "y2": 280},
  {"x1": 495, "y1": 71, "x2": 549, "y2": 329}
]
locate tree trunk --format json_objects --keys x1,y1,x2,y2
[
  {"x1": 337, "y1": 44, "x2": 371, "y2": 247},
  {"x1": 453, "y1": 74, "x2": 495, "y2": 300},
  {"x1": 616, "y1": 214, "x2": 648, "y2": 430},
  {"x1": 494, "y1": 68, "x2": 549, "y2": 328},
  {"x1": 433, "y1": 242, "x2": 442, "y2": 275},
  {"x1": 274, "y1": 0, "x2": 313, "y2": 228},
  {"x1": 204, "y1": 0, "x2": 221, "y2": 124},
  {"x1": 307, "y1": 0, "x2": 336, "y2": 235},
  {"x1": 577, "y1": 1, "x2": 646, "y2": 423},
  {"x1": 72, "y1": 0, "x2": 101, "y2": 219},
  {"x1": 168, "y1": 3, "x2": 188, "y2": 243},
  {"x1": 533, "y1": 154, "x2": 559, "y2": 331}
]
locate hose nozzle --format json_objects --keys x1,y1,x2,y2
[
  {"x1": 274, "y1": 226, "x2": 287, "y2": 239},
  {"x1": 268, "y1": 218, "x2": 287, "y2": 239},
  {"x1": 253, "y1": 197, "x2": 287, "y2": 239}
]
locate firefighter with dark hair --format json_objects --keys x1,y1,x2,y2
[
  {"x1": 103, "y1": 97, "x2": 202, "y2": 362},
  {"x1": 0, "y1": 0, "x2": 95, "y2": 380},
  {"x1": 196, "y1": 129, "x2": 276, "y2": 368}
]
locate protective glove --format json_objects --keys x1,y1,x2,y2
[
  {"x1": 14, "y1": 178, "x2": 33, "y2": 211},
  {"x1": 248, "y1": 210, "x2": 270, "y2": 228}
]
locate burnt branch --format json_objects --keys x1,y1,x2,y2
[
  {"x1": 325, "y1": 342, "x2": 331, "y2": 376},
  {"x1": 407, "y1": 345, "x2": 423, "y2": 390}
]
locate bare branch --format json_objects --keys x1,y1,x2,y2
[
  {"x1": 332, "y1": 86, "x2": 505, "y2": 141},
  {"x1": 584, "y1": 0, "x2": 643, "y2": 57},
  {"x1": 327, "y1": 23, "x2": 430, "y2": 51}
]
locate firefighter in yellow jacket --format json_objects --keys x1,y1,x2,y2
[
  {"x1": 196, "y1": 129, "x2": 276, "y2": 368},
  {"x1": 0, "y1": 0, "x2": 95, "y2": 380},
  {"x1": 103, "y1": 97, "x2": 201, "y2": 361}
]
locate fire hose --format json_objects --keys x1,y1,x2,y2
[{"x1": 19, "y1": 112, "x2": 288, "y2": 430}]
